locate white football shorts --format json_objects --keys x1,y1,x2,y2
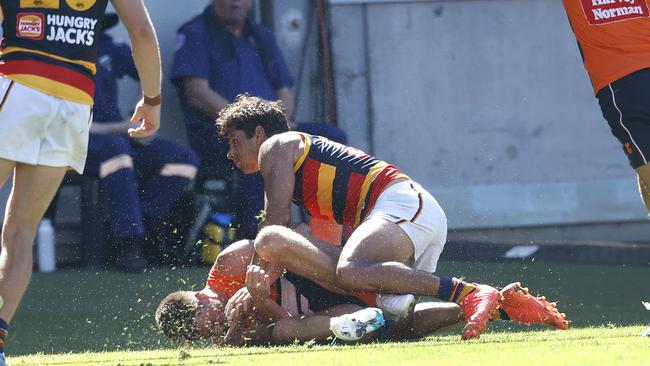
[
  {"x1": 364, "y1": 180, "x2": 447, "y2": 273},
  {"x1": 0, "y1": 77, "x2": 92, "y2": 173}
]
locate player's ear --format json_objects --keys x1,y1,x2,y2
[{"x1": 254, "y1": 125, "x2": 266, "y2": 141}]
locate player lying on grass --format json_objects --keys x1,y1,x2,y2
[
  {"x1": 156, "y1": 239, "x2": 467, "y2": 345},
  {"x1": 156, "y1": 239, "x2": 569, "y2": 346}
]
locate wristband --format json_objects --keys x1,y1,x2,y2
[{"x1": 143, "y1": 94, "x2": 161, "y2": 106}]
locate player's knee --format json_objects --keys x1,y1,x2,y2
[
  {"x1": 336, "y1": 261, "x2": 363, "y2": 290},
  {"x1": 254, "y1": 225, "x2": 290, "y2": 259},
  {"x1": 1, "y1": 222, "x2": 38, "y2": 252}
]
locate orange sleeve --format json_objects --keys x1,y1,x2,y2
[
  {"x1": 205, "y1": 263, "x2": 246, "y2": 299},
  {"x1": 205, "y1": 262, "x2": 279, "y2": 300}
]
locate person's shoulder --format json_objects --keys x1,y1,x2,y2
[
  {"x1": 250, "y1": 22, "x2": 275, "y2": 37},
  {"x1": 248, "y1": 22, "x2": 280, "y2": 44},
  {"x1": 267, "y1": 131, "x2": 301, "y2": 147},
  {"x1": 177, "y1": 10, "x2": 207, "y2": 36},
  {"x1": 260, "y1": 132, "x2": 301, "y2": 158}
]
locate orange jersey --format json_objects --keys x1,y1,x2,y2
[
  {"x1": 205, "y1": 262, "x2": 278, "y2": 300},
  {"x1": 205, "y1": 262, "x2": 247, "y2": 298},
  {"x1": 563, "y1": 0, "x2": 650, "y2": 94},
  {"x1": 293, "y1": 133, "x2": 408, "y2": 230}
]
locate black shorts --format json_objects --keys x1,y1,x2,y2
[
  {"x1": 597, "y1": 68, "x2": 650, "y2": 169},
  {"x1": 282, "y1": 272, "x2": 366, "y2": 314}
]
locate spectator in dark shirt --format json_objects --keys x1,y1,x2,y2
[
  {"x1": 85, "y1": 15, "x2": 200, "y2": 272},
  {"x1": 172, "y1": 0, "x2": 346, "y2": 238}
]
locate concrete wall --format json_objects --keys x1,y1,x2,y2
[{"x1": 325, "y1": 0, "x2": 649, "y2": 237}]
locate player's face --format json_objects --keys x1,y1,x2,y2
[
  {"x1": 195, "y1": 296, "x2": 227, "y2": 339},
  {"x1": 226, "y1": 129, "x2": 261, "y2": 174},
  {"x1": 212, "y1": 0, "x2": 252, "y2": 27}
]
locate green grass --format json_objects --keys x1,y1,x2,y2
[
  {"x1": 9, "y1": 326, "x2": 649, "y2": 366},
  {"x1": 6, "y1": 260, "x2": 650, "y2": 362}
]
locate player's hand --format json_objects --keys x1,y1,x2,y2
[
  {"x1": 225, "y1": 287, "x2": 253, "y2": 322},
  {"x1": 223, "y1": 305, "x2": 244, "y2": 346},
  {"x1": 128, "y1": 99, "x2": 160, "y2": 138},
  {"x1": 245, "y1": 265, "x2": 271, "y2": 304}
]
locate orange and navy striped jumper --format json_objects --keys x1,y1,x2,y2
[
  {"x1": 293, "y1": 132, "x2": 409, "y2": 230},
  {"x1": 0, "y1": 0, "x2": 110, "y2": 104}
]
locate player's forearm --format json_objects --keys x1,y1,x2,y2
[
  {"x1": 185, "y1": 83, "x2": 230, "y2": 119},
  {"x1": 128, "y1": 26, "x2": 161, "y2": 99},
  {"x1": 111, "y1": 0, "x2": 161, "y2": 99},
  {"x1": 271, "y1": 315, "x2": 334, "y2": 345},
  {"x1": 254, "y1": 298, "x2": 290, "y2": 324},
  {"x1": 248, "y1": 252, "x2": 284, "y2": 297}
]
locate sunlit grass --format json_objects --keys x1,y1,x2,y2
[
  {"x1": 8, "y1": 260, "x2": 649, "y2": 362},
  {"x1": 11, "y1": 326, "x2": 648, "y2": 366}
]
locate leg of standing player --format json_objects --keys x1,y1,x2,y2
[
  {"x1": 0, "y1": 163, "x2": 67, "y2": 333},
  {"x1": 636, "y1": 164, "x2": 650, "y2": 216}
]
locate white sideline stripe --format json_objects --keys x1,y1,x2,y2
[
  {"x1": 609, "y1": 84, "x2": 647, "y2": 164},
  {"x1": 99, "y1": 154, "x2": 133, "y2": 178},
  {"x1": 159, "y1": 163, "x2": 197, "y2": 180}
]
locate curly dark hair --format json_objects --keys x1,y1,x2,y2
[
  {"x1": 155, "y1": 291, "x2": 202, "y2": 342},
  {"x1": 216, "y1": 94, "x2": 290, "y2": 138}
]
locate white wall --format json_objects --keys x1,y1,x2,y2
[{"x1": 328, "y1": 0, "x2": 648, "y2": 231}]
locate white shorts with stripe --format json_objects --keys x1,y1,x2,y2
[
  {"x1": 0, "y1": 77, "x2": 92, "y2": 173},
  {"x1": 364, "y1": 180, "x2": 447, "y2": 273}
]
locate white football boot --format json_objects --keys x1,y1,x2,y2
[
  {"x1": 376, "y1": 293, "x2": 416, "y2": 321},
  {"x1": 329, "y1": 308, "x2": 385, "y2": 341}
]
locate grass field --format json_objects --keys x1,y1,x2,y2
[
  {"x1": 10, "y1": 326, "x2": 649, "y2": 366},
  {"x1": 6, "y1": 260, "x2": 650, "y2": 365}
]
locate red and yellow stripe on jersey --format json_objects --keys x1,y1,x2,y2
[
  {"x1": 293, "y1": 132, "x2": 409, "y2": 229},
  {"x1": 0, "y1": 52, "x2": 96, "y2": 104},
  {"x1": 0, "y1": 0, "x2": 109, "y2": 104}
]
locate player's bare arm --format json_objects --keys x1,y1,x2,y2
[
  {"x1": 246, "y1": 265, "x2": 290, "y2": 323},
  {"x1": 215, "y1": 239, "x2": 254, "y2": 274},
  {"x1": 258, "y1": 132, "x2": 303, "y2": 228},
  {"x1": 111, "y1": 0, "x2": 161, "y2": 138},
  {"x1": 182, "y1": 77, "x2": 230, "y2": 119}
]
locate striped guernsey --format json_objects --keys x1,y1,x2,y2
[
  {"x1": 0, "y1": 0, "x2": 110, "y2": 104},
  {"x1": 292, "y1": 132, "x2": 408, "y2": 229}
]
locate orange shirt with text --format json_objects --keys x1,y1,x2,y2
[{"x1": 563, "y1": 0, "x2": 650, "y2": 94}]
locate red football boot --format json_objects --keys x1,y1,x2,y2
[
  {"x1": 499, "y1": 282, "x2": 569, "y2": 330},
  {"x1": 459, "y1": 284, "x2": 501, "y2": 340}
]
